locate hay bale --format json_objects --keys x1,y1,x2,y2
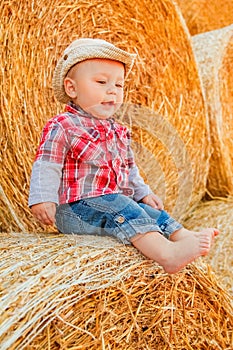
[
  {"x1": 176, "y1": 0, "x2": 233, "y2": 35},
  {"x1": 184, "y1": 198, "x2": 233, "y2": 295},
  {"x1": 192, "y1": 25, "x2": 233, "y2": 197},
  {"x1": 0, "y1": 232, "x2": 232, "y2": 349},
  {"x1": 0, "y1": 185, "x2": 26, "y2": 232},
  {"x1": 0, "y1": 0, "x2": 210, "y2": 232}
]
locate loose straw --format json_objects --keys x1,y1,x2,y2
[{"x1": 0, "y1": 185, "x2": 26, "y2": 232}]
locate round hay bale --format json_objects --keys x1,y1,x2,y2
[
  {"x1": 176, "y1": 0, "x2": 233, "y2": 35},
  {"x1": 192, "y1": 25, "x2": 233, "y2": 198},
  {"x1": 0, "y1": 233, "x2": 232, "y2": 349},
  {"x1": 0, "y1": 0, "x2": 210, "y2": 232},
  {"x1": 184, "y1": 198, "x2": 233, "y2": 295},
  {"x1": 0, "y1": 185, "x2": 26, "y2": 232}
]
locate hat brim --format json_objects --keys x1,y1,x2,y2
[{"x1": 52, "y1": 43, "x2": 136, "y2": 104}]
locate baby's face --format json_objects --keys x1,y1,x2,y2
[{"x1": 64, "y1": 58, "x2": 125, "y2": 119}]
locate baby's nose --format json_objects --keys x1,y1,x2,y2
[{"x1": 106, "y1": 84, "x2": 117, "y2": 94}]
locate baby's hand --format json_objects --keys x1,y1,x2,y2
[
  {"x1": 31, "y1": 202, "x2": 56, "y2": 226},
  {"x1": 141, "y1": 193, "x2": 164, "y2": 210}
]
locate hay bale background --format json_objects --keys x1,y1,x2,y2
[
  {"x1": 0, "y1": 232, "x2": 232, "y2": 349},
  {"x1": 0, "y1": 185, "x2": 26, "y2": 232},
  {"x1": 1, "y1": 0, "x2": 210, "y2": 232},
  {"x1": 184, "y1": 198, "x2": 233, "y2": 296},
  {"x1": 192, "y1": 25, "x2": 233, "y2": 198},
  {"x1": 176, "y1": 0, "x2": 233, "y2": 35}
]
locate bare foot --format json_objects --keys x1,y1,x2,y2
[
  {"x1": 166, "y1": 228, "x2": 219, "y2": 273},
  {"x1": 170, "y1": 227, "x2": 219, "y2": 242},
  {"x1": 131, "y1": 228, "x2": 220, "y2": 274}
]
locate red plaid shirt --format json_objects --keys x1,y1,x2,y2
[{"x1": 30, "y1": 104, "x2": 139, "y2": 204}]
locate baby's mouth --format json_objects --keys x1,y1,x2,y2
[{"x1": 101, "y1": 101, "x2": 115, "y2": 106}]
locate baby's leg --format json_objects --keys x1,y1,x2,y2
[{"x1": 130, "y1": 228, "x2": 219, "y2": 274}]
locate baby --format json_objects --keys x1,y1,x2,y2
[{"x1": 29, "y1": 38, "x2": 219, "y2": 274}]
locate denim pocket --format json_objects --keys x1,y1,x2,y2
[{"x1": 55, "y1": 203, "x2": 85, "y2": 234}]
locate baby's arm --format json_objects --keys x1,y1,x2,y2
[
  {"x1": 29, "y1": 160, "x2": 62, "y2": 225},
  {"x1": 126, "y1": 131, "x2": 163, "y2": 209},
  {"x1": 128, "y1": 166, "x2": 163, "y2": 209},
  {"x1": 29, "y1": 118, "x2": 69, "y2": 226},
  {"x1": 31, "y1": 202, "x2": 56, "y2": 225},
  {"x1": 128, "y1": 166, "x2": 151, "y2": 201}
]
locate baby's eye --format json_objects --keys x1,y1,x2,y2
[
  {"x1": 116, "y1": 83, "x2": 124, "y2": 88},
  {"x1": 97, "y1": 80, "x2": 106, "y2": 84}
]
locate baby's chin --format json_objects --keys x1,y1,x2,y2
[{"x1": 88, "y1": 104, "x2": 121, "y2": 119}]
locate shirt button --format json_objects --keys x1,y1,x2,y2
[{"x1": 116, "y1": 215, "x2": 125, "y2": 224}]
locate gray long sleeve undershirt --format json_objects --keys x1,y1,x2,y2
[{"x1": 28, "y1": 160, "x2": 62, "y2": 206}]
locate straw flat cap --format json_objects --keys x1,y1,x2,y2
[{"x1": 52, "y1": 38, "x2": 136, "y2": 104}]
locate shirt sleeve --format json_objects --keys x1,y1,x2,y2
[
  {"x1": 28, "y1": 160, "x2": 62, "y2": 206},
  {"x1": 28, "y1": 118, "x2": 69, "y2": 206},
  {"x1": 35, "y1": 118, "x2": 69, "y2": 163},
  {"x1": 126, "y1": 131, "x2": 152, "y2": 201},
  {"x1": 129, "y1": 165, "x2": 152, "y2": 202}
]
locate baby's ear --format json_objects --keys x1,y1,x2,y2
[{"x1": 64, "y1": 77, "x2": 78, "y2": 99}]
